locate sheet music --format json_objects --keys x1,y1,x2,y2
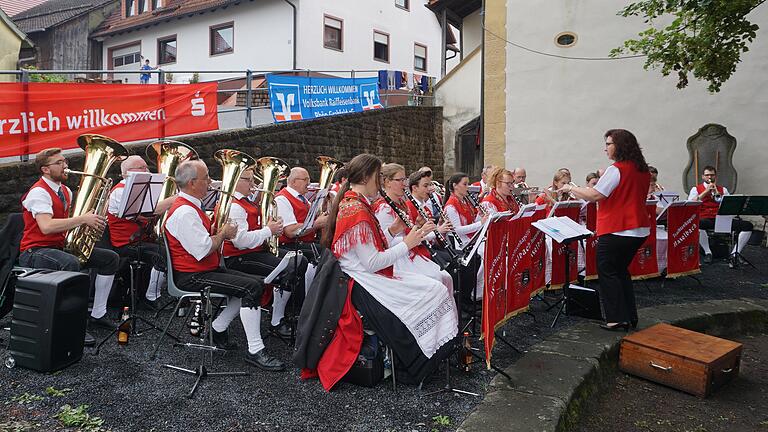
[
  {"x1": 655, "y1": 199, "x2": 700, "y2": 222},
  {"x1": 714, "y1": 215, "x2": 734, "y2": 233},
  {"x1": 654, "y1": 192, "x2": 679, "y2": 205},
  {"x1": 298, "y1": 189, "x2": 328, "y2": 237},
  {"x1": 548, "y1": 200, "x2": 585, "y2": 218},
  {"x1": 532, "y1": 216, "x2": 593, "y2": 244},
  {"x1": 264, "y1": 251, "x2": 299, "y2": 284},
  {"x1": 118, "y1": 172, "x2": 167, "y2": 218},
  {"x1": 202, "y1": 181, "x2": 222, "y2": 211}
]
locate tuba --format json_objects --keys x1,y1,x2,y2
[
  {"x1": 146, "y1": 140, "x2": 198, "y2": 237},
  {"x1": 317, "y1": 156, "x2": 344, "y2": 190},
  {"x1": 256, "y1": 157, "x2": 290, "y2": 255},
  {"x1": 65, "y1": 134, "x2": 128, "y2": 263},
  {"x1": 212, "y1": 149, "x2": 257, "y2": 234}
]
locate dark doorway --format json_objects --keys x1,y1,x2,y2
[{"x1": 456, "y1": 116, "x2": 482, "y2": 180}]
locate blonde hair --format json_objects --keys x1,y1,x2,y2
[
  {"x1": 381, "y1": 163, "x2": 405, "y2": 180},
  {"x1": 488, "y1": 167, "x2": 513, "y2": 188},
  {"x1": 552, "y1": 170, "x2": 570, "y2": 187}
]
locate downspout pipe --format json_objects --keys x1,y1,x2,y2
[{"x1": 282, "y1": 0, "x2": 297, "y2": 70}]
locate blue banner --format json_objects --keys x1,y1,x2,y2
[{"x1": 266, "y1": 75, "x2": 383, "y2": 123}]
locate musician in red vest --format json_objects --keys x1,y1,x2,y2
[
  {"x1": 164, "y1": 160, "x2": 283, "y2": 371},
  {"x1": 223, "y1": 168, "x2": 308, "y2": 338},
  {"x1": 481, "y1": 167, "x2": 521, "y2": 214},
  {"x1": 19, "y1": 148, "x2": 120, "y2": 346},
  {"x1": 562, "y1": 129, "x2": 650, "y2": 331},
  {"x1": 688, "y1": 165, "x2": 753, "y2": 265},
  {"x1": 107, "y1": 155, "x2": 176, "y2": 309}
]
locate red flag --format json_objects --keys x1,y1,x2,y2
[
  {"x1": 482, "y1": 217, "x2": 510, "y2": 368},
  {"x1": 584, "y1": 202, "x2": 599, "y2": 280},
  {"x1": 666, "y1": 203, "x2": 702, "y2": 278},
  {"x1": 528, "y1": 206, "x2": 547, "y2": 297},
  {"x1": 629, "y1": 203, "x2": 661, "y2": 279},
  {"x1": 506, "y1": 214, "x2": 534, "y2": 316}
]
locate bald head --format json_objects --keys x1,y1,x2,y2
[
  {"x1": 121, "y1": 155, "x2": 149, "y2": 177},
  {"x1": 288, "y1": 167, "x2": 311, "y2": 194}
]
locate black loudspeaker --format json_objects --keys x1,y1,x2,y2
[
  {"x1": 565, "y1": 285, "x2": 603, "y2": 320},
  {"x1": 8, "y1": 269, "x2": 90, "y2": 372}
]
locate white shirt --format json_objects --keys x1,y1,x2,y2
[
  {"x1": 107, "y1": 179, "x2": 126, "y2": 216},
  {"x1": 275, "y1": 185, "x2": 306, "y2": 227},
  {"x1": 444, "y1": 202, "x2": 482, "y2": 243},
  {"x1": 164, "y1": 192, "x2": 213, "y2": 261},
  {"x1": 22, "y1": 176, "x2": 72, "y2": 217},
  {"x1": 593, "y1": 165, "x2": 650, "y2": 237},
  {"x1": 688, "y1": 185, "x2": 729, "y2": 201},
  {"x1": 227, "y1": 191, "x2": 272, "y2": 253}
]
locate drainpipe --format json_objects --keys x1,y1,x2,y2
[{"x1": 282, "y1": 0, "x2": 297, "y2": 70}]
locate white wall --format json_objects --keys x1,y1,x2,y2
[
  {"x1": 435, "y1": 47, "x2": 481, "y2": 175},
  {"x1": 462, "y1": 9, "x2": 482, "y2": 55},
  {"x1": 100, "y1": 0, "x2": 293, "y2": 84},
  {"x1": 296, "y1": 0, "x2": 443, "y2": 78},
  {"x1": 504, "y1": 1, "x2": 768, "y2": 196}
]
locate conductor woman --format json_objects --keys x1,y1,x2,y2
[{"x1": 559, "y1": 129, "x2": 651, "y2": 331}]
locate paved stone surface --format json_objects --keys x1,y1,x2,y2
[{"x1": 458, "y1": 389, "x2": 564, "y2": 432}]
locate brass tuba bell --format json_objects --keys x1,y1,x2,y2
[
  {"x1": 316, "y1": 156, "x2": 344, "y2": 191},
  {"x1": 212, "y1": 149, "x2": 258, "y2": 234},
  {"x1": 65, "y1": 134, "x2": 129, "y2": 263},
  {"x1": 256, "y1": 157, "x2": 290, "y2": 255},
  {"x1": 146, "y1": 140, "x2": 198, "y2": 237}
]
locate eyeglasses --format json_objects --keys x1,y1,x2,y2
[
  {"x1": 45, "y1": 160, "x2": 67, "y2": 167},
  {"x1": 499, "y1": 181, "x2": 515, "y2": 187},
  {"x1": 390, "y1": 177, "x2": 407, "y2": 183}
]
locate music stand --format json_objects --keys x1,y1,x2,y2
[
  {"x1": 532, "y1": 216, "x2": 593, "y2": 328},
  {"x1": 717, "y1": 195, "x2": 768, "y2": 268},
  {"x1": 96, "y1": 172, "x2": 166, "y2": 353}
]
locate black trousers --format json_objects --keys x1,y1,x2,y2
[
  {"x1": 699, "y1": 218, "x2": 754, "y2": 232},
  {"x1": 175, "y1": 268, "x2": 264, "y2": 308},
  {"x1": 19, "y1": 246, "x2": 119, "y2": 276},
  {"x1": 225, "y1": 249, "x2": 308, "y2": 294},
  {"x1": 596, "y1": 234, "x2": 646, "y2": 324},
  {"x1": 279, "y1": 241, "x2": 324, "y2": 265},
  {"x1": 114, "y1": 241, "x2": 165, "y2": 272}
]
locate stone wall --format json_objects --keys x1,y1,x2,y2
[{"x1": 0, "y1": 106, "x2": 443, "y2": 224}]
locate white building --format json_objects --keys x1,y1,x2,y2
[{"x1": 92, "y1": 0, "x2": 446, "y2": 84}]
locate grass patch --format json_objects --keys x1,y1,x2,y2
[
  {"x1": 54, "y1": 404, "x2": 105, "y2": 431},
  {"x1": 45, "y1": 386, "x2": 72, "y2": 397},
  {"x1": 8, "y1": 393, "x2": 44, "y2": 405}
]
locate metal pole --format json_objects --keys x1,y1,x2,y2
[
  {"x1": 441, "y1": 9, "x2": 447, "y2": 79},
  {"x1": 245, "y1": 69, "x2": 253, "y2": 129},
  {"x1": 20, "y1": 69, "x2": 30, "y2": 162}
]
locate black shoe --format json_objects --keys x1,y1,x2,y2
[
  {"x1": 84, "y1": 331, "x2": 96, "y2": 347},
  {"x1": 600, "y1": 322, "x2": 630, "y2": 332},
  {"x1": 703, "y1": 253, "x2": 713, "y2": 264},
  {"x1": 245, "y1": 349, "x2": 286, "y2": 371},
  {"x1": 89, "y1": 315, "x2": 117, "y2": 330},
  {"x1": 270, "y1": 322, "x2": 293, "y2": 338},
  {"x1": 211, "y1": 329, "x2": 238, "y2": 350},
  {"x1": 139, "y1": 298, "x2": 160, "y2": 311}
]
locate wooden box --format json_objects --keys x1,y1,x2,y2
[{"x1": 619, "y1": 323, "x2": 742, "y2": 397}]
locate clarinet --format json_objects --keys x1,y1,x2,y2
[
  {"x1": 403, "y1": 189, "x2": 452, "y2": 247},
  {"x1": 378, "y1": 190, "x2": 439, "y2": 259},
  {"x1": 466, "y1": 191, "x2": 488, "y2": 216},
  {"x1": 428, "y1": 192, "x2": 464, "y2": 248}
]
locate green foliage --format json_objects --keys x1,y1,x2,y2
[
  {"x1": 54, "y1": 404, "x2": 105, "y2": 431},
  {"x1": 189, "y1": 72, "x2": 200, "y2": 83},
  {"x1": 432, "y1": 414, "x2": 451, "y2": 426},
  {"x1": 8, "y1": 392, "x2": 44, "y2": 405},
  {"x1": 22, "y1": 66, "x2": 67, "y2": 83},
  {"x1": 45, "y1": 386, "x2": 72, "y2": 397},
  {"x1": 611, "y1": 0, "x2": 765, "y2": 92}
]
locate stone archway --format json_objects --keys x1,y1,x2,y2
[{"x1": 682, "y1": 124, "x2": 737, "y2": 192}]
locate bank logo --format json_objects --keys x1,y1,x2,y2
[
  {"x1": 271, "y1": 83, "x2": 303, "y2": 122},
  {"x1": 191, "y1": 91, "x2": 205, "y2": 117},
  {"x1": 359, "y1": 83, "x2": 382, "y2": 111}
]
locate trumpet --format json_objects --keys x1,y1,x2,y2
[{"x1": 707, "y1": 179, "x2": 721, "y2": 200}]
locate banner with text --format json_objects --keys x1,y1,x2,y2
[
  {"x1": 583, "y1": 202, "x2": 599, "y2": 280},
  {"x1": 629, "y1": 203, "x2": 661, "y2": 280},
  {"x1": 528, "y1": 206, "x2": 548, "y2": 296},
  {"x1": 482, "y1": 218, "x2": 510, "y2": 368},
  {"x1": 666, "y1": 202, "x2": 702, "y2": 278},
  {"x1": 0, "y1": 83, "x2": 218, "y2": 158},
  {"x1": 266, "y1": 75, "x2": 382, "y2": 122}
]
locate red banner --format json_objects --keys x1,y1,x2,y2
[
  {"x1": 528, "y1": 205, "x2": 547, "y2": 296},
  {"x1": 549, "y1": 204, "x2": 580, "y2": 289},
  {"x1": 584, "y1": 202, "x2": 599, "y2": 280},
  {"x1": 629, "y1": 203, "x2": 661, "y2": 279},
  {"x1": 506, "y1": 214, "x2": 533, "y2": 317},
  {"x1": 666, "y1": 203, "x2": 702, "y2": 278},
  {"x1": 483, "y1": 217, "x2": 510, "y2": 367},
  {"x1": 0, "y1": 83, "x2": 219, "y2": 157}
]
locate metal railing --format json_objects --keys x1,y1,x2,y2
[{"x1": 0, "y1": 68, "x2": 435, "y2": 161}]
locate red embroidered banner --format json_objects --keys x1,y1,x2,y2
[
  {"x1": 528, "y1": 205, "x2": 547, "y2": 296},
  {"x1": 549, "y1": 204, "x2": 580, "y2": 289},
  {"x1": 482, "y1": 217, "x2": 510, "y2": 368},
  {"x1": 584, "y1": 202, "x2": 599, "y2": 280},
  {"x1": 0, "y1": 83, "x2": 219, "y2": 157},
  {"x1": 666, "y1": 202, "x2": 702, "y2": 278},
  {"x1": 506, "y1": 213, "x2": 534, "y2": 316},
  {"x1": 629, "y1": 203, "x2": 660, "y2": 279}
]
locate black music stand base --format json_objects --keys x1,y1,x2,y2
[
  {"x1": 547, "y1": 240, "x2": 589, "y2": 328},
  {"x1": 164, "y1": 364, "x2": 248, "y2": 399}
]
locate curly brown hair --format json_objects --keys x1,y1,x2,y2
[{"x1": 605, "y1": 129, "x2": 649, "y2": 172}]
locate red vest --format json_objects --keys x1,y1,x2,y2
[
  {"x1": 276, "y1": 188, "x2": 316, "y2": 243},
  {"x1": 374, "y1": 197, "x2": 431, "y2": 261},
  {"x1": 695, "y1": 183, "x2": 724, "y2": 219},
  {"x1": 20, "y1": 178, "x2": 71, "y2": 252},
  {"x1": 482, "y1": 189, "x2": 518, "y2": 213},
  {"x1": 405, "y1": 198, "x2": 433, "y2": 223},
  {"x1": 164, "y1": 197, "x2": 219, "y2": 273},
  {"x1": 107, "y1": 182, "x2": 151, "y2": 248},
  {"x1": 596, "y1": 161, "x2": 651, "y2": 236},
  {"x1": 223, "y1": 197, "x2": 265, "y2": 257}
]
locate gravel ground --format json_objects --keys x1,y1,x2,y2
[
  {"x1": 1, "y1": 246, "x2": 766, "y2": 432},
  {"x1": 574, "y1": 332, "x2": 768, "y2": 432}
]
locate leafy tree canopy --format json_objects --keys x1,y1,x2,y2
[{"x1": 611, "y1": 0, "x2": 765, "y2": 92}]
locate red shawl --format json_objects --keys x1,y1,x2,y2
[
  {"x1": 373, "y1": 196, "x2": 432, "y2": 261},
  {"x1": 483, "y1": 189, "x2": 519, "y2": 214},
  {"x1": 446, "y1": 195, "x2": 477, "y2": 226}
]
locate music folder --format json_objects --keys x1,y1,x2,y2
[
  {"x1": 459, "y1": 210, "x2": 512, "y2": 267},
  {"x1": 548, "y1": 200, "x2": 585, "y2": 218},
  {"x1": 656, "y1": 200, "x2": 700, "y2": 223},
  {"x1": 532, "y1": 216, "x2": 593, "y2": 244},
  {"x1": 202, "y1": 181, "x2": 222, "y2": 212},
  {"x1": 117, "y1": 172, "x2": 166, "y2": 219}
]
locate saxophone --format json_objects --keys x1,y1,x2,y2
[{"x1": 64, "y1": 134, "x2": 128, "y2": 263}]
